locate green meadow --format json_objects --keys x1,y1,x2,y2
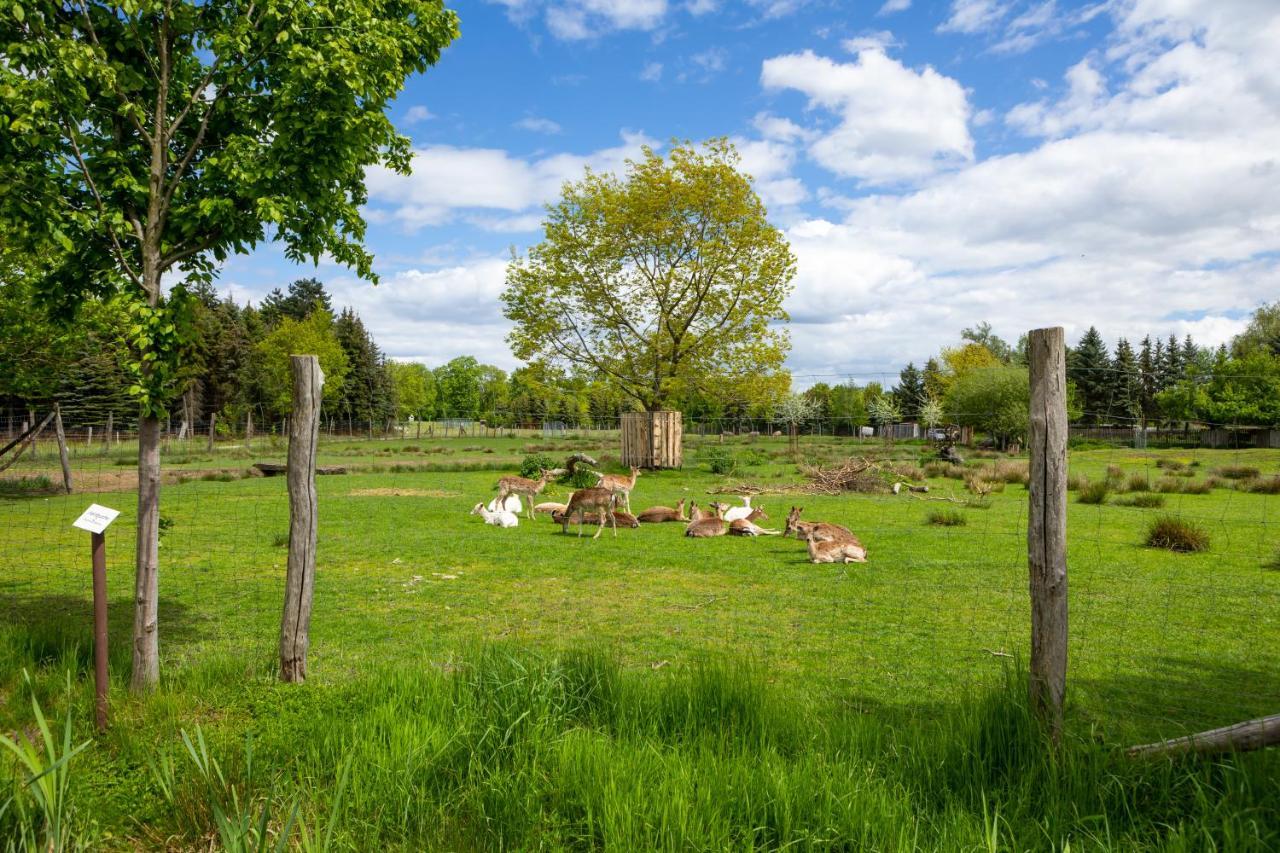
[{"x1": 1, "y1": 434, "x2": 1278, "y2": 849}]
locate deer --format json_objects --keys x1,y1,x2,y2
[
  {"x1": 560, "y1": 487, "x2": 618, "y2": 539},
  {"x1": 554, "y1": 508, "x2": 639, "y2": 528},
  {"x1": 687, "y1": 501, "x2": 725, "y2": 522},
  {"x1": 728, "y1": 505, "x2": 781, "y2": 536},
  {"x1": 685, "y1": 503, "x2": 727, "y2": 538},
  {"x1": 636, "y1": 498, "x2": 687, "y2": 524},
  {"x1": 595, "y1": 466, "x2": 641, "y2": 513},
  {"x1": 783, "y1": 506, "x2": 859, "y2": 543},
  {"x1": 470, "y1": 502, "x2": 518, "y2": 528},
  {"x1": 722, "y1": 496, "x2": 755, "y2": 523},
  {"x1": 495, "y1": 469, "x2": 555, "y2": 519},
  {"x1": 802, "y1": 527, "x2": 867, "y2": 563},
  {"x1": 532, "y1": 501, "x2": 567, "y2": 517}
]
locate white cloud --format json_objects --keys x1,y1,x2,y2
[
  {"x1": 760, "y1": 47, "x2": 974, "y2": 184},
  {"x1": 403, "y1": 105, "x2": 433, "y2": 124},
  {"x1": 841, "y1": 31, "x2": 899, "y2": 53},
  {"x1": 938, "y1": 0, "x2": 1009, "y2": 34},
  {"x1": 514, "y1": 116, "x2": 563, "y2": 134},
  {"x1": 752, "y1": 111, "x2": 813, "y2": 143},
  {"x1": 878, "y1": 0, "x2": 911, "y2": 15},
  {"x1": 686, "y1": 0, "x2": 717, "y2": 13},
  {"x1": 365, "y1": 132, "x2": 659, "y2": 231},
  {"x1": 544, "y1": 0, "x2": 668, "y2": 40},
  {"x1": 640, "y1": 61, "x2": 663, "y2": 82}
]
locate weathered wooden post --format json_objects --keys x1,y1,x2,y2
[
  {"x1": 280, "y1": 355, "x2": 324, "y2": 682},
  {"x1": 1028, "y1": 326, "x2": 1068, "y2": 741},
  {"x1": 206, "y1": 413, "x2": 217, "y2": 452},
  {"x1": 104, "y1": 412, "x2": 113, "y2": 452},
  {"x1": 54, "y1": 403, "x2": 73, "y2": 494},
  {"x1": 72, "y1": 503, "x2": 121, "y2": 730}
]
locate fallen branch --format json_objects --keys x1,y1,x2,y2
[
  {"x1": 981, "y1": 648, "x2": 1013, "y2": 658},
  {"x1": 1126, "y1": 713, "x2": 1280, "y2": 758},
  {"x1": 671, "y1": 595, "x2": 719, "y2": 611}
]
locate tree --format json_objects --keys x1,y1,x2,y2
[
  {"x1": 774, "y1": 393, "x2": 817, "y2": 451},
  {"x1": 941, "y1": 343, "x2": 1001, "y2": 388},
  {"x1": 1138, "y1": 335, "x2": 1156, "y2": 425},
  {"x1": 261, "y1": 278, "x2": 333, "y2": 328},
  {"x1": 2, "y1": 0, "x2": 458, "y2": 689},
  {"x1": 254, "y1": 311, "x2": 349, "y2": 417},
  {"x1": 829, "y1": 382, "x2": 867, "y2": 435},
  {"x1": 1067, "y1": 327, "x2": 1111, "y2": 425},
  {"x1": 1232, "y1": 302, "x2": 1280, "y2": 358},
  {"x1": 893, "y1": 363, "x2": 926, "y2": 420},
  {"x1": 435, "y1": 356, "x2": 485, "y2": 420},
  {"x1": 335, "y1": 308, "x2": 394, "y2": 429},
  {"x1": 387, "y1": 361, "x2": 436, "y2": 423},
  {"x1": 961, "y1": 321, "x2": 1013, "y2": 364},
  {"x1": 944, "y1": 367, "x2": 1029, "y2": 448},
  {"x1": 922, "y1": 358, "x2": 947, "y2": 402},
  {"x1": 919, "y1": 397, "x2": 944, "y2": 434},
  {"x1": 503, "y1": 139, "x2": 795, "y2": 413},
  {"x1": 1110, "y1": 338, "x2": 1142, "y2": 424},
  {"x1": 868, "y1": 395, "x2": 901, "y2": 438}
]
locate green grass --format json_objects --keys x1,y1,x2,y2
[
  {"x1": 926, "y1": 508, "x2": 967, "y2": 526},
  {"x1": 1145, "y1": 515, "x2": 1212, "y2": 553},
  {"x1": 1, "y1": 436, "x2": 1279, "y2": 848}
]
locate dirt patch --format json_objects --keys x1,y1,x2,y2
[{"x1": 348, "y1": 488, "x2": 460, "y2": 498}]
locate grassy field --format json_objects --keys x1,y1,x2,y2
[{"x1": 1, "y1": 433, "x2": 1278, "y2": 849}]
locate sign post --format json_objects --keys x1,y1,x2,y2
[{"x1": 73, "y1": 503, "x2": 120, "y2": 730}]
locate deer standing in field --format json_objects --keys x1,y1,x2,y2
[
  {"x1": 637, "y1": 498, "x2": 687, "y2": 524},
  {"x1": 728, "y1": 505, "x2": 780, "y2": 536},
  {"x1": 802, "y1": 527, "x2": 867, "y2": 563},
  {"x1": 495, "y1": 469, "x2": 554, "y2": 519},
  {"x1": 595, "y1": 466, "x2": 641, "y2": 513},
  {"x1": 685, "y1": 503, "x2": 727, "y2": 538},
  {"x1": 560, "y1": 487, "x2": 619, "y2": 539},
  {"x1": 554, "y1": 508, "x2": 639, "y2": 528},
  {"x1": 783, "y1": 506, "x2": 859, "y2": 543}
]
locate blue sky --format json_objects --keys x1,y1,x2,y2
[{"x1": 218, "y1": 0, "x2": 1280, "y2": 386}]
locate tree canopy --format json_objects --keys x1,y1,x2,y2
[{"x1": 503, "y1": 139, "x2": 796, "y2": 412}]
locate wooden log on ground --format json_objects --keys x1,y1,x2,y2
[
  {"x1": 253, "y1": 462, "x2": 346, "y2": 477},
  {"x1": 1127, "y1": 714, "x2": 1280, "y2": 758},
  {"x1": 1028, "y1": 326, "x2": 1069, "y2": 743},
  {"x1": 280, "y1": 355, "x2": 324, "y2": 683}
]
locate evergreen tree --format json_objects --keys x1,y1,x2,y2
[
  {"x1": 922, "y1": 358, "x2": 946, "y2": 403},
  {"x1": 1111, "y1": 338, "x2": 1142, "y2": 423},
  {"x1": 1152, "y1": 338, "x2": 1168, "y2": 392},
  {"x1": 1165, "y1": 333, "x2": 1183, "y2": 382},
  {"x1": 1181, "y1": 334, "x2": 1199, "y2": 370},
  {"x1": 335, "y1": 307, "x2": 395, "y2": 427},
  {"x1": 1138, "y1": 335, "x2": 1156, "y2": 423},
  {"x1": 1067, "y1": 326, "x2": 1112, "y2": 424},
  {"x1": 260, "y1": 278, "x2": 333, "y2": 327},
  {"x1": 893, "y1": 363, "x2": 926, "y2": 420}
]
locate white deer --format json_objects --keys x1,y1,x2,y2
[
  {"x1": 722, "y1": 496, "x2": 754, "y2": 522},
  {"x1": 471, "y1": 502, "x2": 519, "y2": 528}
]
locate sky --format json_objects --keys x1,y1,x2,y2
[{"x1": 216, "y1": 0, "x2": 1280, "y2": 387}]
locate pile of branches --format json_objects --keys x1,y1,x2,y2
[{"x1": 799, "y1": 457, "x2": 898, "y2": 495}]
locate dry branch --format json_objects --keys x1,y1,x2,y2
[{"x1": 1126, "y1": 714, "x2": 1280, "y2": 758}]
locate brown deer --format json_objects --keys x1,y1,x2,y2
[
  {"x1": 728, "y1": 505, "x2": 780, "y2": 536},
  {"x1": 560, "y1": 487, "x2": 618, "y2": 539},
  {"x1": 495, "y1": 469, "x2": 554, "y2": 519},
  {"x1": 802, "y1": 527, "x2": 868, "y2": 563},
  {"x1": 554, "y1": 508, "x2": 639, "y2": 528},
  {"x1": 783, "y1": 506, "x2": 859, "y2": 543},
  {"x1": 684, "y1": 503, "x2": 727, "y2": 538},
  {"x1": 595, "y1": 466, "x2": 641, "y2": 512},
  {"x1": 636, "y1": 498, "x2": 687, "y2": 524},
  {"x1": 532, "y1": 501, "x2": 567, "y2": 516}
]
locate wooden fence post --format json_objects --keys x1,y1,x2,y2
[
  {"x1": 280, "y1": 355, "x2": 324, "y2": 683},
  {"x1": 105, "y1": 412, "x2": 113, "y2": 452},
  {"x1": 54, "y1": 403, "x2": 73, "y2": 494},
  {"x1": 1028, "y1": 326, "x2": 1068, "y2": 741},
  {"x1": 207, "y1": 413, "x2": 217, "y2": 452}
]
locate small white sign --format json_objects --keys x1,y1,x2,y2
[{"x1": 73, "y1": 504, "x2": 121, "y2": 535}]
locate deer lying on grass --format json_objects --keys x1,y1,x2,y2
[
  {"x1": 560, "y1": 487, "x2": 618, "y2": 539},
  {"x1": 532, "y1": 501, "x2": 566, "y2": 516},
  {"x1": 553, "y1": 508, "x2": 639, "y2": 528},
  {"x1": 595, "y1": 466, "x2": 641, "y2": 512},
  {"x1": 728, "y1": 505, "x2": 780, "y2": 536},
  {"x1": 783, "y1": 506, "x2": 859, "y2": 543},
  {"x1": 685, "y1": 503, "x2": 727, "y2": 538},
  {"x1": 687, "y1": 501, "x2": 724, "y2": 522},
  {"x1": 637, "y1": 498, "x2": 687, "y2": 524},
  {"x1": 496, "y1": 470, "x2": 554, "y2": 519},
  {"x1": 722, "y1": 496, "x2": 755, "y2": 523},
  {"x1": 471, "y1": 502, "x2": 518, "y2": 528},
  {"x1": 802, "y1": 527, "x2": 867, "y2": 563}
]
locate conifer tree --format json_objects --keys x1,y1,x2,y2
[
  {"x1": 893, "y1": 363, "x2": 926, "y2": 420},
  {"x1": 1067, "y1": 326, "x2": 1112, "y2": 424},
  {"x1": 1111, "y1": 338, "x2": 1143, "y2": 423}
]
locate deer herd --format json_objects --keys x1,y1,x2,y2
[{"x1": 472, "y1": 466, "x2": 868, "y2": 563}]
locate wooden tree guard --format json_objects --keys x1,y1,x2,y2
[
  {"x1": 280, "y1": 355, "x2": 324, "y2": 683},
  {"x1": 53, "y1": 403, "x2": 73, "y2": 494},
  {"x1": 621, "y1": 411, "x2": 683, "y2": 469},
  {"x1": 1028, "y1": 327, "x2": 1068, "y2": 742}
]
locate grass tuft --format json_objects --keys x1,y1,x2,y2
[
  {"x1": 1114, "y1": 493, "x2": 1166, "y2": 509},
  {"x1": 1213, "y1": 465, "x2": 1260, "y2": 480},
  {"x1": 1076, "y1": 480, "x2": 1109, "y2": 505},
  {"x1": 1237, "y1": 475, "x2": 1280, "y2": 495},
  {"x1": 1145, "y1": 515, "x2": 1210, "y2": 552},
  {"x1": 926, "y1": 508, "x2": 967, "y2": 526}
]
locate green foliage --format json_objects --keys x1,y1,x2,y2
[
  {"x1": 1145, "y1": 516, "x2": 1211, "y2": 552},
  {"x1": 702, "y1": 446, "x2": 738, "y2": 475},
  {"x1": 520, "y1": 453, "x2": 557, "y2": 479},
  {"x1": 1067, "y1": 326, "x2": 1112, "y2": 425},
  {"x1": 260, "y1": 278, "x2": 333, "y2": 327},
  {"x1": 943, "y1": 367, "x2": 1028, "y2": 448},
  {"x1": 1231, "y1": 301, "x2": 1280, "y2": 358},
  {"x1": 867, "y1": 395, "x2": 901, "y2": 427},
  {"x1": 503, "y1": 139, "x2": 795, "y2": 412},
  {"x1": 1076, "y1": 480, "x2": 1110, "y2": 504},
  {"x1": 926, "y1": 508, "x2": 967, "y2": 526},
  {"x1": 0, "y1": 475, "x2": 56, "y2": 498},
  {"x1": 1115, "y1": 493, "x2": 1165, "y2": 508},
  {"x1": 387, "y1": 361, "x2": 437, "y2": 422},
  {"x1": 253, "y1": 310, "x2": 350, "y2": 415}
]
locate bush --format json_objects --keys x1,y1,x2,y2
[
  {"x1": 703, "y1": 446, "x2": 738, "y2": 476},
  {"x1": 1126, "y1": 473, "x2": 1150, "y2": 492},
  {"x1": 1145, "y1": 516, "x2": 1210, "y2": 552},
  {"x1": 739, "y1": 447, "x2": 771, "y2": 468},
  {"x1": 1154, "y1": 477, "x2": 1211, "y2": 495},
  {"x1": 1077, "y1": 480, "x2": 1109, "y2": 505},
  {"x1": 1238, "y1": 475, "x2": 1280, "y2": 495},
  {"x1": 1155, "y1": 458, "x2": 1186, "y2": 471},
  {"x1": 1115, "y1": 493, "x2": 1165, "y2": 508},
  {"x1": 520, "y1": 453, "x2": 557, "y2": 479},
  {"x1": 0, "y1": 474, "x2": 56, "y2": 497},
  {"x1": 565, "y1": 467, "x2": 597, "y2": 489},
  {"x1": 1213, "y1": 465, "x2": 1260, "y2": 480},
  {"x1": 1106, "y1": 464, "x2": 1124, "y2": 481},
  {"x1": 926, "y1": 508, "x2": 967, "y2": 526}
]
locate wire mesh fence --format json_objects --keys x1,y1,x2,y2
[{"x1": 0, "y1": 398, "x2": 1276, "y2": 745}]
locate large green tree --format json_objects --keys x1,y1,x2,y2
[
  {"x1": 1068, "y1": 327, "x2": 1111, "y2": 425},
  {"x1": 1232, "y1": 301, "x2": 1280, "y2": 358},
  {"x1": 1, "y1": 0, "x2": 457, "y2": 689},
  {"x1": 503, "y1": 139, "x2": 795, "y2": 413}
]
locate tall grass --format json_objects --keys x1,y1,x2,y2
[{"x1": 4, "y1": 648, "x2": 1277, "y2": 850}]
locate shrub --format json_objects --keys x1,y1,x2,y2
[
  {"x1": 992, "y1": 460, "x2": 1029, "y2": 485},
  {"x1": 1155, "y1": 458, "x2": 1186, "y2": 471},
  {"x1": 1105, "y1": 464, "x2": 1124, "y2": 481},
  {"x1": 923, "y1": 462, "x2": 949, "y2": 479},
  {"x1": 739, "y1": 447, "x2": 771, "y2": 468},
  {"x1": 926, "y1": 508, "x2": 967, "y2": 526},
  {"x1": 1126, "y1": 473, "x2": 1150, "y2": 492},
  {"x1": 1145, "y1": 516, "x2": 1210, "y2": 552},
  {"x1": 1238, "y1": 475, "x2": 1280, "y2": 495},
  {"x1": 1154, "y1": 477, "x2": 1210, "y2": 494},
  {"x1": 1115, "y1": 493, "x2": 1165, "y2": 508},
  {"x1": 1077, "y1": 480, "x2": 1109, "y2": 505},
  {"x1": 889, "y1": 463, "x2": 926, "y2": 481},
  {"x1": 520, "y1": 453, "x2": 558, "y2": 479},
  {"x1": 703, "y1": 447, "x2": 738, "y2": 476},
  {"x1": 1181, "y1": 480, "x2": 1212, "y2": 495},
  {"x1": 1213, "y1": 465, "x2": 1260, "y2": 480},
  {"x1": 0, "y1": 474, "x2": 56, "y2": 497},
  {"x1": 565, "y1": 467, "x2": 597, "y2": 489}
]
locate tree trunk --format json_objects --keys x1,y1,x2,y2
[
  {"x1": 280, "y1": 356, "x2": 324, "y2": 682},
  {"x1": 131, "y1": 415, "x2": 162, "y2": 691}
]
